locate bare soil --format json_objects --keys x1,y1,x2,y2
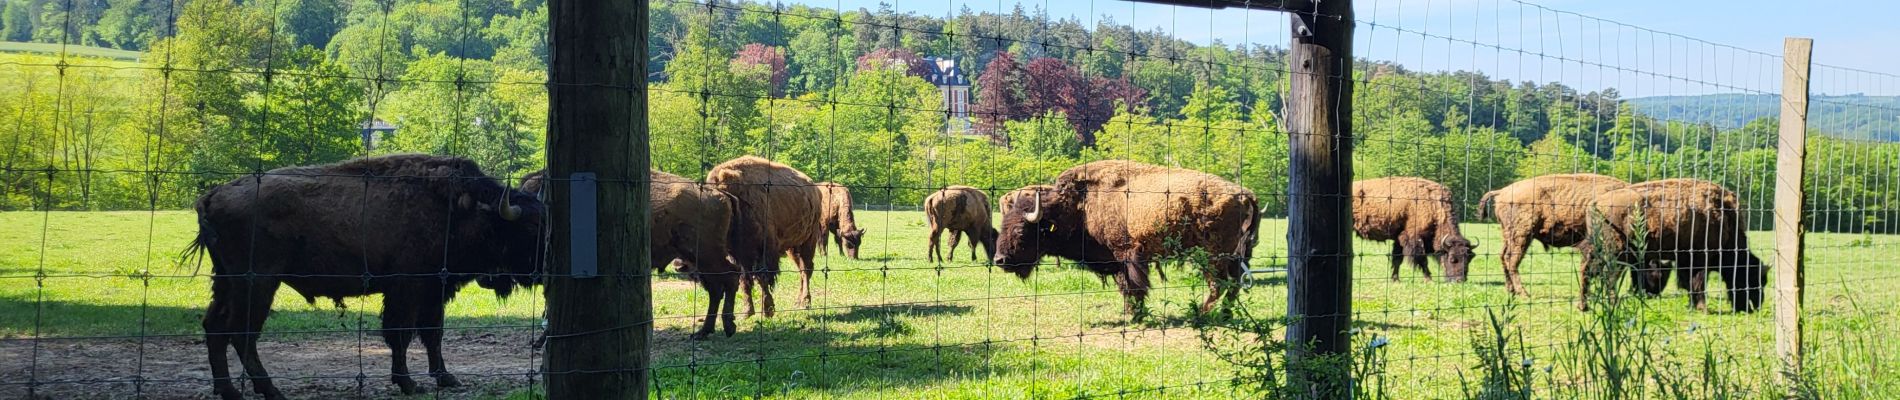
[{"x1": 1, "y1": 329, "x2": 544, "y2": 400}]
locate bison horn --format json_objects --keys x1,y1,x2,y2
[
  {"x1": 500, "y1": 192, "x2": 522, "y2": 221},
  {"x1": 1023, "y1": 191, "x2": 1042, "y2": 223},
  {"x1": 459, "y1": 193, "x2": 474, "y2": 209}
]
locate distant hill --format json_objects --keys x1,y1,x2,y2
[
  {"x1": 1628, "y1": 94, "x2": 1900, "y2": 141},
  {"x1": 0, "y1": 41, "x2": 143, "y2": 61}
]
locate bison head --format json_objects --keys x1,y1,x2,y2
[
  {"x1": 476, "y1": 185, "x2": 549, "y2": 298},
  {"x1": 839, "y1": 228, "x2": 865, "y2": 259},
  {"x1": 1438, "y1": 236, "x2": 1477, "y2": 283},
  {"x1": 993, "y1": 185, "x2": 1069, "y2": 278},
  {"x1": 1719, "y1": 251, "x2": 1767, "y2": 313}
]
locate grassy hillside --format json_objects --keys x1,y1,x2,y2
[
  {"x1": 1628, "y1": 94, "x2": 1900, "y2": 141},
  {"x1": 0, "y1": 41, "x2": 143, "y2": 61}
]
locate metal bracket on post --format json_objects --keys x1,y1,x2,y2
[{"x1": 569, "y1": 172, "x2": 598, "y2": 278}]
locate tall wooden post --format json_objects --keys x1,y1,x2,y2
[
  {"x1": 1283, "y1": 0, "x2": 1355, "y2": 396},
  {"x1": 545, "y1": 0, "x2": 650, "y2": 398},
  {"x1": 1773, "y1": 36, "x2": 1811, "y2": 391}
]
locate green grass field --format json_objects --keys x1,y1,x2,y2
[
  {"x1": 1, "y1": 209, "x2": 1895, "y2": 399},
  {"x1": 0, "y1": 41, "x2": 143, "y2": 61}
]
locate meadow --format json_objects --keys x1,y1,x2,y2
[{"x1": 1, "y1": 209, "x2": 1895, "y2": 399}]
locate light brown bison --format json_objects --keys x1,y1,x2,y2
[
  {"x1": 707, "y1": 156, "x2": 825, "y2": 316},
  {"x1": 1476, "y1": 173, "x2": 1630, "y2": 296},
  {"x1": 1352, "y1": 177, "x2": 1478, "y2": 282},
  {"x1": 1578, "y1": 178, "x2": 1766, "y2": 313},
  {"x1": 186, "y1": 154, "x2": 546, "y2": 399},
  {"x1": 923, "y1": 185, "x2": 996, "y2": 263},
  {"x1": 516, "y1": 169, "x2": 772, "y2": 340},
  {"x1": 993, "y1": 160, "x2": 1261, "y2": 320},
  {"x1": 816, "y1": 181, "x2": 866, "y2": 259}
]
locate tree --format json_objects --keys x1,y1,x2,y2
[
  {"x1": 972, "y1": 51, "x2": 1027, "y2": 141},
  {"x1": 1, "y1": 0, "x2": 29, "y2": 42},
  {"x1": 786, "y1": 23, "x2": 853, "y2": 95},
  {"x1": 378, "y1": 55, "x2": 538, "y2": 178},
  {"x1": 277, "y1": 0, "x2": 345, "y2": 49},
  {"x1": 733, "y1": 44, "x2": 787, "y2": 97}
]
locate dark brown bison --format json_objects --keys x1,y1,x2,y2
[
  {"x1": 186, "y1": 154, "x2": 545, "y2": 400},
  {"x1": 1578, "y1": 178, "x2": 1766, "y2": 313},
  {"x1": 816, "y1": 181, "x2": 865, "y2": 259},
  {"x1": 993, "y1": 160, "x2": 1261, "y2": 319},
  {"x1": 923, "y1": 185, "x2": 996, "y2": 263},
  {"x1": 1352, "y1": 177, "x2": 1478, "y2": 282},
  {"x1": 516, "y1": 169, "x2": 772, "y2": 340},
  {"x1": 1476, "y1": 173, "x2": 1630, "y2": 296},
  {"x1": 707, "y1": 156, "x2": 824, "y2": 316}
]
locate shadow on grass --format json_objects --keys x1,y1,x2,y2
[
  {"x1": 650, "y1": 304, "x2": 1002, "y2": 398},
  {"x1": 0, "y1": 294, "x2": 542, "y2": 338}
]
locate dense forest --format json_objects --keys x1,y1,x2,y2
[{"x1": 1, "y1": 0, "x2": 1894, "y2": 232}]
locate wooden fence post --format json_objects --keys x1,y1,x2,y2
[
  {"x1": 545, "y1": 0, "x2": 650, "y2": 398},
  {"x1": 1283, "y1": 0, "x2": 1355, "y2": 397},
  {"x1": 1773, "y1": 37, "x2": 1811, "y2": 392}
]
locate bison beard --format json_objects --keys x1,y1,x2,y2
[
  {"x1": 186, "y1": 154, "x2": 545, "y2": 400},
  {"x1": 1578, "y1": 178, "x2": 1766, "y2": 313},
  {"x1": 992, "y1": 161, "x2": 1261, "y2": 321}
]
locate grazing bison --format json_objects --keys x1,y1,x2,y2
[
  {"x1": 1352, "y1": 177, "x2": 1479, "y2": 282},
  {"x1": 923, "y1": 185, "x2": 996, "y2": 263},
  {"x1": 816, "y1": 181, "x2": 866, "y2": 259},
  {"x1": 515, "y1": 169, "x2": 772, "y2": 340},
  {"x1": 1578, "y1": 178, "x2": 1766, "y2": 313},
  {"x1": 1477, "y1": 173, "x2": 1631, "y2": 296},
  {"x1": 187, "y1": 154, "x2": 546, "y2": 400},
  {"x1": 707, "y1": 156, "x2": 825, "y2": 315},
  {"x1": 992, "y1": 160, "x2": 1261, "y2": 319}
]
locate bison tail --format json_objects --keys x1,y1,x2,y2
[
  {"x1": 181, "y1": 214, "x2": 216, "y2": 277},
  {"x1": 1476, "y1": 190, "x2": 1500, "y2": 221},
  {"x1": 718, "y1": 190, "x2": 780, "y2": 287}
]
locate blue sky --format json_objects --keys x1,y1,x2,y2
[{"x1": 773, "y1": 0, "x2": 1899, "y2": 97}]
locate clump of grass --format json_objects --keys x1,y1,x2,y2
[{"x1": 1458, "y1": 302, "x2": 1535, "y2": 400}]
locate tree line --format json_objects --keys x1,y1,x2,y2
[{"x1": 0, "y1": 0, "x2": 1893, "y2": 232}]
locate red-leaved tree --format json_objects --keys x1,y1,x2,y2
[
  {"x1": 733, "y1": 43, "x2": 789, "y2": 97},
  {"x1": 973, "y1": 51, "x2": 1027, "y2": 143}
]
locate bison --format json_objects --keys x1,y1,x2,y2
[
  {"x1": 515, "y1": 169, "x2": 772, "y2": 340},
  {"x1": 816, "y1": 181, "x2": 866, "y2": 259},
  {"x1": 1352, "y1": 177, "x2": 1479, "y2": 283},
  {"x1": 186, "y1": 154, "x2": 546, "y2": 400},
  {"x1": 707, "y1": 156, "x2": 825, "y2": 316},
  {"x1": 993, "y1": 160, "x2": 1260, "y2": 320},
  {"x1": 1578, "y1": 178, "x2": 1766, "y2": 313},
  {"x1": 1477, "y1": 173, "x2": 1630, "y2": 296},
  {"x1": 923, "y1": 185, "x2": 997, "y2": 263}
]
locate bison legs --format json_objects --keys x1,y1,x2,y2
[
  {"x1": 205, "y1": 277, "x2": 286, "y2": 400},
  {"x1": 1499, "y1": 233, "x2": 1533, "y2": 297},
  {"x1": 1112, "y1": 261, "x2": 1152, "y2": 321},
  {"x1": 691, "y1": 274, "x2": 735, "y2": 340},
  {"x1": 927, "y1": 227, "x2": 943, "y2": 263},
  {"x1": 1405, "y1": 238, "x2": 1433, "y2": 281},
  {"x1": 380, "y1": 295, "x2": 426, "y2": 395},
  {"x1": 791, "y1": 241, "x2": 818, "y2": 308},
  {"x1": 1200, "y1": 253, "x2": 1244, "y2": 316},
  {"x1": 947, "y1": 230, "x2": 964, "y2": 261},
  {"x1": 413, "y1": 294, "x2": 461, "y2": 389},
  {"x1": 1387, "y1": 241, "x2": 1405, "y2": 282}
]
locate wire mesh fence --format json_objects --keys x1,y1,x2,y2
[{"x1": 1, "y1": 0, "x2": 1896, "y2": 398}]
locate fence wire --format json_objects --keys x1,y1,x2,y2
[{"x1": 0, "y1": 0, "x2": 1895, "y2": 399}]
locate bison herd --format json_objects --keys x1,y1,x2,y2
[{"x1": 184, "y1": 153, "x2": 1768, "y2": 399}]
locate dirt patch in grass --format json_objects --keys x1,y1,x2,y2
[{"x1": 0, "y1": 329, "x2": 543, "y2": 399}]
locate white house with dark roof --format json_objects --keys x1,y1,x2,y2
[{"x1": 923, "y1": 56, "x2": 972, "y2": 134}]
